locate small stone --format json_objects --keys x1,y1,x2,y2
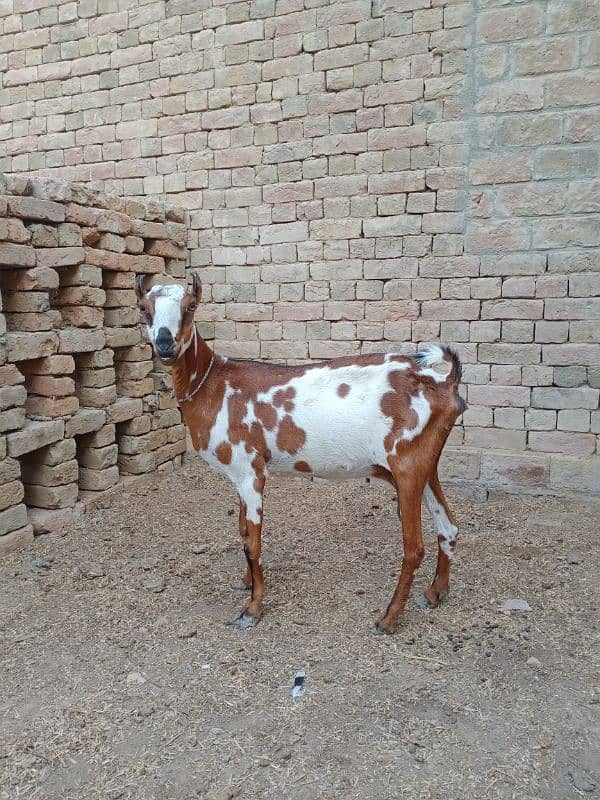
[
  {"x1": 177, "y1": 623, "x2": 197, "y2": 639},
  {"x1": 527, "y1": 656, "x2": 542, "y2": 668},
  {"x1": 126, "y1": 672, "x2": 147, "y2": 685},
  {"x1": 257, "y1": 756, "x2": 271, "y2": 767},
  {"x1": 192, "y1": 543, "x2": 210, "y2": 554},
  {"x1": 500, "y1": 598, "x2": 532, "y2": 612},
  {"x1": 143, "y1": 576, "x2": 166, "y2": 593},
  {"x1": 566, "y1": 552, "x2": 582, "y2": 565},
  {"x1": 568, "y1": 767, "x2": 596, "y2": 793},
  {"x1": 30, "y1": 559, "x2": 52, "y2": 574},
  {"x1": 79, "y1": 562, "x2": 105, "y2": 579}
]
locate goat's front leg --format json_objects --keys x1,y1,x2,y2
[{"x1": 232, "y1": 467, "x2": 266, "y2": 630}]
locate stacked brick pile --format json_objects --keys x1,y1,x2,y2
[
  {"x1": 0, "y1": 173, "x2": 188, "y2": 554},
  {"x1": 0, "y1": 0, "x2": 598, "y2": 496}
]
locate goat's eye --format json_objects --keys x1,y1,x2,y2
[{"x1": 187, "y1": 303, "x2": 196, "y2": 313}]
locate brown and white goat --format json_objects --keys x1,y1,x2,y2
[{"x1": 137, "y1": 273, "x2": 465, "y2": 634}]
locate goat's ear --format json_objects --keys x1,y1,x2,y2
[
  {"x1": 187, "y1": 271, "x2": 202, "y2": 303},
  {"x1": 135, "y1": 274, "x2": 146, "y2": 302}
]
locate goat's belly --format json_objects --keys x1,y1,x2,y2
[{"x1": 267, "y1": 424, "x2": 389, "y2": 478}]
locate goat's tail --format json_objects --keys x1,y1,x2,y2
[{"x1": 413, "y1": 344, "x2": 462, "y2": 387}]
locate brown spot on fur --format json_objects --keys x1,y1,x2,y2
[
  {"x1": 276, "y1": 414, "x2": 306, "y2": 455},
  {"x1": 273, "y1": 386, "x2": 296, "y2": 413},
  {"x1": 215, "y1": 441, "x2": 232, "y2": 465},
  {"x1": 337, "y1": 383, "x2": 350, "y2": 398},
  {"x1": 294, "y1": 460, "x2": 312, "y2": 473},
  {"x1": 380, "y1": 370, "x2": 420, "y2": 451},
  {"x1": 255, "y1": 401, "x2": 277, "y2": 430}
]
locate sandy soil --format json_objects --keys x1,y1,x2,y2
[{"x1": 1, "y1": 456, "x2": 599, "y2": 800}]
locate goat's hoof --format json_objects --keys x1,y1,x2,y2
[
  {"x1": 415, "y1": 594, "x2": 436, "y2": 610},
  {"x1": 230, "y1": 579, "x2": 251, "y2": 591},
  {"x1": 369, "y1": 621, "x2": 395, "y2": 636},
  {"x1": 232, "y1": 612, "x2": 260, "y2": 630}
]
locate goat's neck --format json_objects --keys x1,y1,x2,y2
[{"x1": 171, "y1": 327, "x2": 214, "y2": 402}]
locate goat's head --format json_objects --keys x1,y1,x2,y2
[{"x1": 136, "y1": 273, "x2": 202, "y2": 364}]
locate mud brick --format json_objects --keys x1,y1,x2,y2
[
  {"x1": 0, "y1": 524, "x2": 34, "y2": 554},
  {"x1": 27, "y1": 507, "x2": 76, "y2": 536},
  {"x1": 65, "y1": 408, "x2": 106, "y2": 437},
  {"x1": 36, "y1": 247, "x2": 85, "y2": 268},
  {"x1": 60, "y1": 265, "x2": 103, "y2": 287},
  {"x1": 154, "y1": 439, "x2": 187, "y2": 466},
  {"x1": 104, "y1": 307, "x2": 140, "y2": 327},
  {"x1": 29, "y1": 224, "x2": 60, "y2": 248},
  {"x1": 78, "y1": 466, "x2": 120, "y2": 491},
  {"x1": 118, "y1": 452, "x2": 155, "y2": 474},
  {"x1": 118, "y1": 429, "x2": 168, "y2": 455},
  {"x1": 64, "y1": 203, "x2": 101, "y2": 226},
  {"x1": 79, "y1": 424, "x2": 116, "y2": 449},
  {"x1": 6, "y1": 196, "x2": 65, "y2": 223},
  {"x1": 54, "y1": 286, "x2": 106, "y2": 306},
  {"x1": 77, "y1": 349, "x2": 114, "y2": 369},
  {"x1": 130, "y1": 219, "x2": 169, "y2": 238},
  {"x1": 167, "y1": 424, "x2": 186, "y2": 443},
  {"x1": 26, "y1": 395, "x2": 79, "y2": 419},
  {"x1": 98, "y1": 233, "x2": 126, "y2": 253},
  {"x1": 104, "y1": 327, "x2": 142, "y2": 348},
  {"x1": 0, "y1": 407, "x2": 27, "y2": 433},
  {"x1": 5, "y1": 309, "x2": 60, "y2": 330},
  {"x1": 78, "y1": 444, "x2": 118, "y2": 469},
  {"x1": 151, "y1": 408, "x2": 181, "y2": 429},
  {"x1": 119, "y1": 415, "x2": 151, "y2": 435},
  {"x1": 113, "y1": 344, "x2": 153, "y2": 361},
  {"x1": 28, "y1": 375, "x2": 75, "y2": 397},
  {"x1": 0, "y1": 457, "x2": 20, "y2": 483},
  {"x1": 21, "y1": 459, "x2": 79, "y2": 487},
  {"x1": 25, "y1": 482, "x2": 78, "y2": 509},
  {"x1": 79, "y1": 367, "x2": 116, "y2": 389},
  {"x1": 0, "y1": 218, "x2": 31, "y2": 244},
  {"x1": 59, "y1": 328, "x2": 106, "y2": 354},
  {"x1": 106, "y1": 397, "x2": 143, "y2": 423},
  {"x1": 55, "y1": 223, "x2": 82, "y2": 247},
  {"x1": 146, "y1": 240, "x2": 188, "y2": 259},
  {"x1": 23, "y1": 356, "x2": 75, "y2": 375},
  {"x1": 0, "y1": 503, "x2": 28, "y2": 536},
  {"x1": 2, "y1": 291, "x2": 50, "y2": 314},
  {"x1": 96, "y1": 210, "x2": 132, "y2": 235},
  {"x1": 115, "y1": 361, "x2": 152, "y2": 381},
  {"x1": 38, "y1": 438, "x2": 77, "y2": 466},
  {"x1": 0, "y1": 365, "x2": 25, "y2": 387},
  {"x1": 59, "y1": 306, "x2": 104, "y2": 328},
  {"x1": 117, "y1": 377, "x2": 155, "y2": 398},
  {"x1": 8, "y1": 419, "x2": 65, "y2": 457},
  {"x1": 0, "y1": 480, "x2": 25, "y2": 512},
  {"x1": 125, "y1": 236, "x2": 144, "y2": 254},
  {"x1": 0, "y1": 385, "x2": 27, "y2": 410},
  {"x1": 85, "y1": 247, "x2": 164, "y2": 273},
  {"x1": 0, "y1": 267, "x2": 59, "y2": 291},
  {"x1": 76, "y1": 385, "x2": 118, "y2": 408},
  {"x1": 104, "y1": 289, "x2": 137, "y2": 308},
  {"x1": 157, "y1": 392, "x2": 179, "y2": 410},
  {"x1": 6, "y1": 331, "x2": 59, "y2": 361},
  {"x1": 102, "y1": 272, "x2": 137, "y2": 289}
]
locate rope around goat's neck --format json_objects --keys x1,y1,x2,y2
[{"x1": 175, "y1": 352, "x2": 215, "y2": 404}]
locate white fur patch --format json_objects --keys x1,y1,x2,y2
[
  {"x1": 147, "y1": 285, "x2": 185, "y2": 345},
  {"x1": 401, "y1": 390, "x2": 431, "y2": 442},
  {"x1": 423, "y1": 485, "x2": 458, "y2": 557}
]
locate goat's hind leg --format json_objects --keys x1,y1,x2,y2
[
  {"x1": 419, "y1": 469, "x2": 459, "y2": 609},
  {"x1": 231, "y1": 502, "x2": 252, "y2": 591}
]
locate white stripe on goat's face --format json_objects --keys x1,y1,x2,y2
[{"x1": 147, "y1": 284, "x2": 185, "y2": 345}]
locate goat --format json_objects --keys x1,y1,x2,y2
[{"x1": 136, "y1": 273, "x2": 466, "y2": 634}]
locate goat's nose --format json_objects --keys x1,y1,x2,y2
[{"x1": 155, "y1": 327, "x2": 175, "y2": 355}]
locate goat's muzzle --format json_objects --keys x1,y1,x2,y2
[{"x1": 155, "y1": 327, "x2": 176, "y2": 362}]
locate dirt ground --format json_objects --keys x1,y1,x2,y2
[{"x1": 1, "y1": 456, "x2": 598, "y2": 800}]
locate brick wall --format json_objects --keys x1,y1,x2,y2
[
  {"x1": 0, "y1": 0, "x2": 598, "y2": 496},
  {"x1": 0, "y1": 174, "x2": 188, "y2": 554}
]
